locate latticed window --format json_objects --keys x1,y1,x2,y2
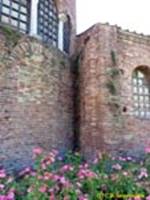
[
  {"x1": 132, "y1": 69, "x2": 150, "y2": 119},
  {"x1": 0, "y1": 0, "x2": 30, "y2": 33},
  {"x1": 38, "y1": 0, "x2": 58, "y2": 46}
]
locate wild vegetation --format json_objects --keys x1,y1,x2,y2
[{"x1": 1, "y1": 147, "x2": 150, "y2": 199}]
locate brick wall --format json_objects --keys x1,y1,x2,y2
[
  {"x1": 75, "y1": 23, "x2": 150, "y2": 159},
  {"x1": 0, "y1": 28, "x2": 73, "y2": 171}
]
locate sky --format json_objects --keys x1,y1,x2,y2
[{"x1": 76, "y1": 0, "x2": 150, "y2": 35}]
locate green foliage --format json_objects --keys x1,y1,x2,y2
[
  {"x1": 1, "y1": 149, "x2": 150, "y2": 199},
  {"x1": 111, "y1": 50, "x2": 117, "y2": 66},
  {"x1": 1, "y1": 25, "x2": 21, "y2": 48},
  {"x1": 106, "y1": 80, "x2": 117, "y2": 95},
  {"x1": 108, "y1": 68, "x2": 120, "y2": 78},
  {"x1": 64, "y1": 151, "x2": 83, "y2": 165}
]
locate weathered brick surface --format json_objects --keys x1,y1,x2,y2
[
  {"x1": 75, "y1": 24, "x2": 150, "y2": 159},
  {"x1": 0, "y1": 32, "x2": 73, "y2": 170},
  {"x1": 2, "y1": 11, "x2": 150, "y2": 168}
]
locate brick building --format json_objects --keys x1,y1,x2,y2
[
  {"x1": 75, "y1": 24, "x2": 150, "y2": 159},
  {"x1": 0, "y1": 0, "x2": 76, "y2": 170},
  {"x1": 0, "y1": 0, "x2": 150, "y2": 170}
]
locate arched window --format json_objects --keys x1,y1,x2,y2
[
  {"x1": 132, "y1": 67, "x2": 150, "y2": 119},
  {"x1": 63, "y1": 15, "x2": 71, "y2": 53},
  {"x1": 38, "y1": 0, "x2": 58, "y2": 46},
  {"x1": 0, "y1": 0, "x2": 30, "y2": 33}
]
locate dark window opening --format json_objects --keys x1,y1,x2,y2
[{"x1": 63, "y1": 15, "x2": 71, "y2": 53}]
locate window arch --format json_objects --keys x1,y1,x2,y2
[
  {"x1": 132, "y1": 67, "x2": 150, "y2": 119},
  {"x1": 37, "y1": 0, "x2": 58, "y2": 46},
  {"x1": 0, "y1": 0, "x2": 31, "y2": 33},
  {"x1": 63, "y1": 15, "x2": 71, "y2": 53}
]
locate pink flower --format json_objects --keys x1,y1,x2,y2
[
  {"x1": 0, "y1": 191, "x2": 15, "y2": 200},
  {"x1": 27, "y1": 185, "x2": 34, "y2": 193},
  {"x1": 0, "y1": 170, "x2": 6, "y2": 178},
  {"x1": 79, "y1": 195, "x2": 88, "y2": 200},
  {"x1": 0, "y1": 195, "x2": 6, "y2": 200},
  {"x1": 134, "y1": 196, "x2": 141, "y2": 200},
  {"x1": 145, "y1": 147, "x2": 150, "y2": 153},
  {"x1": 126, "y1": 156, "x2": 132, "y2": 161},
  {"x1": 60, "y1": 164, "x2": 74, "y2": 173},
  {"x1": 33, "y1": 147, "x2": 43, "y2": 156},
  {"x1": 138, "y1": 168, "x2": 148, "y2": 179},
  {"x1": 57, "y1": 176, "x2": 71, "y2": 188},
  {"x1": 43, "y1": 172, "x2": 52, "y2": 180},
  {"x1": 122, "y1": 171, "x2": 128, "y2": 176},
  {"x1": 0, "y1": 184, "x2": 4, "y2": 190},
  {"x1": 41, "y1": 154, "x2": 56, "y2": 169},
  {"x1": 112, "y1": 163, "x2": 122, "y2": 170},
  {"x1": 77, "y1": 168, "x2": 97, "y2": 179},
  {"x1": 19, "y1": 167, "x2": 31, "y2": 176},
  {"x1": 93, "y1": 158, "x2": 98, "y2": 164},
  {"x1": 118, "y1": 156, "x2": 126, "y2": 161},
  {"x1": 7, "y1": 191, "x2": 15, "y2": 200},
  {"x1": 49, "y1": 192, "x2": 55, "y2": 200},
  {"x1": 146, "y1": 195, "x2": 150, "y2": 200},
  {"x1": 52, "y1": 174, "x2": 60, "y2": 181},
  {"x1": 60, "y1": 177, "x2": 66, "y2": 184},
  {"x1": 39, "y1": 185, "x2": 47, "y2": 193}
]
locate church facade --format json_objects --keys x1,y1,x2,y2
[{"x1": 0, "y1": 0, "x2": 150, "y2": 170}]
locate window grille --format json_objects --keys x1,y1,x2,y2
[
  {"x1": 132, "y1": 70, "x2": 150, "y2": 119},
  {"x1": 38, "y1": 0, "x2": 58, "y2": 46},
  {"x1": 0, "y1": 0, "x2": 30, "y2": 33}
]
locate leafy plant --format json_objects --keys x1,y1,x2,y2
[
  {"x1": 1, "y1": 25, "x2": 21, "y2": 48},
  {"x1": 1, "y1": 147, "x2": 150, "y2": 199}
]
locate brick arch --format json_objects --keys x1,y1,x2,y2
[
  {"x1": 131, "y1": 65, "x2": 150, "y2": 90},
  {"x1": 133, "y1": 65, "x2": 150, "y2": 76},
  {"x1": 9, "y1": 37, "x2": 45, "y2": 60}
]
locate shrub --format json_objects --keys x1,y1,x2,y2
[{"x1": 1, "y1": 147, "x2": 150, "y2": 199}]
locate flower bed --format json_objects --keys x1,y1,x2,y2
[{"x1": 1, "y1": 147, "x2": 150, "y2": 200}]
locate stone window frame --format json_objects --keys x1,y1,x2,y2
[
  {"x1": 0, "y1": 0, "x2": 31, "y2": 33},
  {"x1": 37, "y1": 0, "x2": 58, "y2": 47},
  {"x1": 132, "y1": 68, "x2": 150, "y2": 119}
]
